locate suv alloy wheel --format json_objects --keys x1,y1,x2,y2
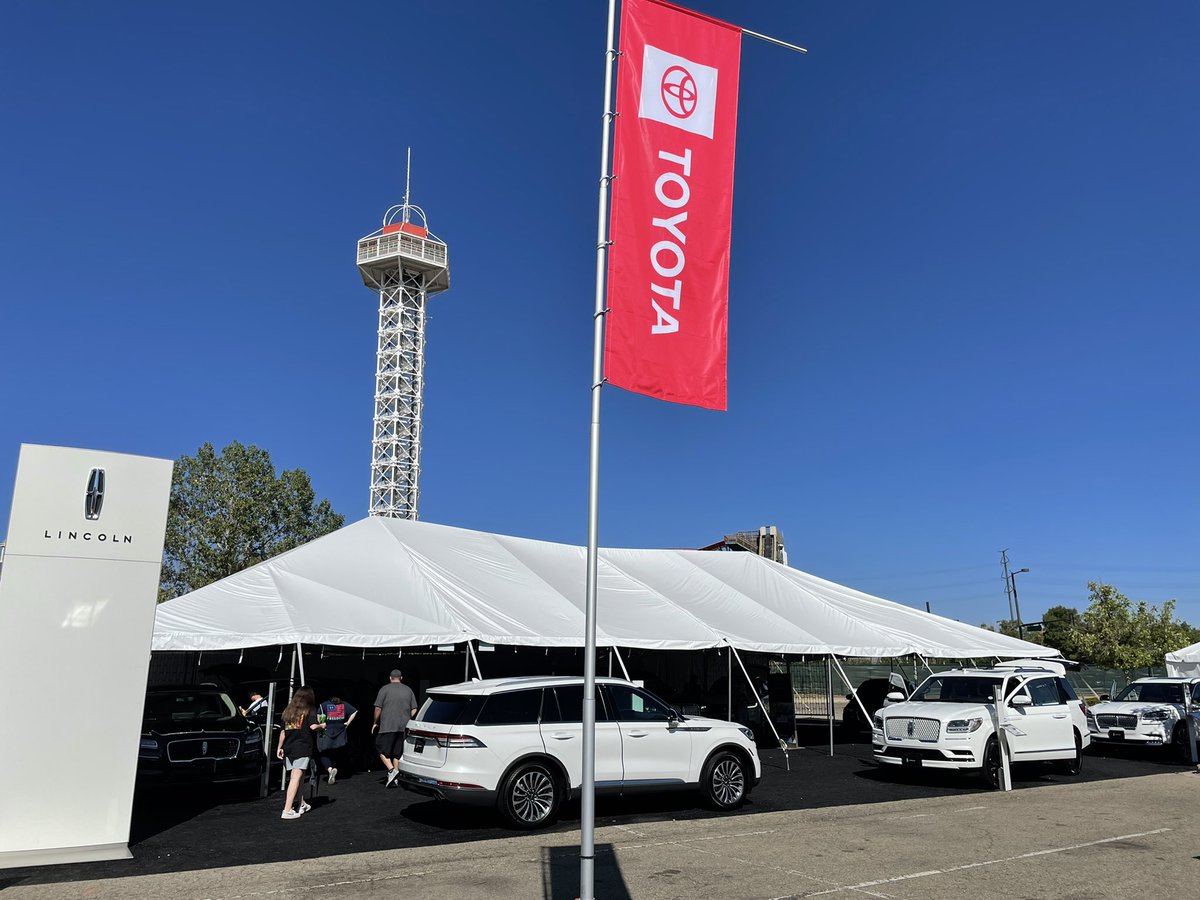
[
  {"x1": 1055, "y1": 730, "x2": 1083, "y2": 776},
  {"x1": 701, "y1": 751, "x2": 747, "y2": 810},
  {"x1": 499, "y1": 761, "x2": 562, "y2": 828},
  {"x1": 982, "y1": 736, "x2": 1002, "y2": 789}
]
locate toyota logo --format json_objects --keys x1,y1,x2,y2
[
  {"x1": 85, "y1": 468, "x2": 106, "y2": 521},
  {"x1": 660, "y1": 65, "x2": 698, "y2": 119}
]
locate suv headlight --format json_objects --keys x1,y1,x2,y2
[
  {"x1": 244, "y1": 728, "x2": 262, "y2": 745},
  {"x1": 872, "y1": 714, "x2": 883, "y2": 731},
  {"x1": 738, "y1": 726, "x2": 755, "y2": 741},
  {"x1": 946, "y1": 717, "x2": 983, "y2": 734},
  {"x1": 1141, "y1": 709, "x2": 1170, "y2": 722},
  {"x1": 139, "y1": 737, "x2": 159, "y2": 758}
]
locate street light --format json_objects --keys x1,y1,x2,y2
[{"x1": 1010, "y1": 568, "x2": 1029, "y2": 639}]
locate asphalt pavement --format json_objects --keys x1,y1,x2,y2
[{"x1": 0, "y1": 735, "x2": 1185, "y2": 891}]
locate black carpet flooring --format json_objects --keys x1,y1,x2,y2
[{"x1": 0, "y1": 735, "x2": 1181, "y2": 889}]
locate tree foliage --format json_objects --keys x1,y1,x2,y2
[
  {"x1": 159, "y1": 441, "x2": 344, "y2": 602},
  {"x1": 1068, "y1": 582, "x2": 1194, "y2": 673}
]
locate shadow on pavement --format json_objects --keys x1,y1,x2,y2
[{"x1": 541, "y1": 844, "x2": 631, "y2": 900}]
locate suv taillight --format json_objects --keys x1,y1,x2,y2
[
  {"x1": 407, "y1": 728, "x2": 487, "y2": 749},
  {"x1": 444, "y1": 734, "x2": 486, "y2": 749},
  {"x1": 1080, "y1": 702, "x2": 1093, "y2": 719}
]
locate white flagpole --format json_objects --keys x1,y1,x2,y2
[{"x1": 581, "y1": 0, "x2": 618, "y2": 897}]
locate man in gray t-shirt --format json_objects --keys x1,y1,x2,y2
[{"x1": 373, "y1": 669, "x2": 417, "y2": 786}]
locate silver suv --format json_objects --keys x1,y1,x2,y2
[
  {"x1": 395, "y1": 676, "x2": 761, "y2": 828},
  {"x1": 874, "y1": 661, "x2": 1092, "y2": 788}
]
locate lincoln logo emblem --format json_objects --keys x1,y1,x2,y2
[
  {"x1": 202, "y1": 741, "x2": 208, "y2": 756},
  {"x1": 907, "y1": 720, "x2": 915, "y2": 737},
  {"x1": 660, "y1": 65, "x2": 698, "y2": 119},
  {"x1": 85, "y1": 468, "x2": 106, "y2": 521}
]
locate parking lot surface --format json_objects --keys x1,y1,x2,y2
[
  {"x1": 0, "y1": 736, "x2": 1186, "y2": 892},
  {"x1": 3, "y1": 762, "x2": 1197, "y2": 900}
]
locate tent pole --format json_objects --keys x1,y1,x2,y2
[
  {"x1": 608, "y1": 649, "x2": 613, "y2": 677},
  {"x1": 826, "y1": 656, "x2": 834, "y2": 757},
  {"x1": 467, "y1": 640, "x2": 483, "y2": 680},
  {"x1": 612, "y1": 646, "x2": 631, "y2": 681},
  {"x1": 464, "y1": 642, "x2": 471, "y2": 681},
  {"x1": 288, "y1": 645, "x2": 296, "y2": 699},
  {"x1": 295, "y1": 642, "x2": 306, "y2": 686},
  {"x1": 916, "y1": 653, "x2": 935, "y2": 678},
  {"x1": 727, "y1": 647, "x2": 732, "y2": 721},
  {"x1": 830, "y1": 654, "x2": 874, "y2": 731},
  {"x1": 727, "y1": 641, "x2": 789, "y2": 770}
]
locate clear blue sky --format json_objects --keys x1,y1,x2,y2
[{"x1": 2, "y1": 2, "x2": 1197, "y2": 628}]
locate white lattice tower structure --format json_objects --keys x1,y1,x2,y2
[{"x1": 356, "y1": 200, "x2": 450, "y2": 518}]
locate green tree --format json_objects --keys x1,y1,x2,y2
[
  {"x1": 1068, "y1": 582, "x2": 1194, "y2": 673},
  {"x1": 159, "y1": 441, "x2": 344, "y2": 602},
  {"x1": 1040, "y1": 605, "x2": 1081, "y2": 659}
]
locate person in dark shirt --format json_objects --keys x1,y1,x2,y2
[
  {"x1": 316, "y1": 696, "x2": 358, "y2": 784},
  {"x1": 373, "y1": 670, "x2": 417, "y2": 787},
  {"x1": 276, "y1": 686, "x2": 324, "y2": 819}
]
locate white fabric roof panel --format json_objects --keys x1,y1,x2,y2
[
  {"x1": 1166, "y1": 640, "x2": 1200, "y2": 678},
  {"x1": 152, "y1": 517, "x2": 1053, "y2": 659}
]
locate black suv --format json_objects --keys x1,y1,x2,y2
[{"x1": 137, "y1": 686, "x2": 265, "y2": 791}]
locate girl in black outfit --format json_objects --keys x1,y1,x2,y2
[{"x1": 276, "y1": 686, "x2": 324, "y2": 819}]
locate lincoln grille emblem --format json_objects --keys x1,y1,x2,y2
[
  {"x1": 201, "y1": 741, "x2": 208, "y2": 755},
  {"x1": 907, "y1": 720, "x2": 915, "y2": 737},
  {"x1": 85, "y1": 468, "x2": 106, "y2": 521}
]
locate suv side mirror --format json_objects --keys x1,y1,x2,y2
[
  {"x1": 1099, "y1": 694, "x2": 1110, "y2": 702},
  {"x1": 667, "y1": 713, "x2": 679, "y2": 731},
  {"x1": 884, "y1": 691, "x2": 906, "y2": 704},
  {"x1": 1010, "y1": 693, "x2": 1031, "y2": 707}
]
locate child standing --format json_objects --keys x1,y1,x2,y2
[{"x1": 276, "y1": 686, "x2": 324, "y2": 819}]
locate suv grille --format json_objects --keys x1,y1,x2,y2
[
  {"x1": 1096, "y1": 714, "x2": 1138, "y2": 729},
  {"x1": 885, "y1": 717, "x2": 940, "y2": 742},
  {"x1": 167, "y1": 738, "x2": 239, "y2": 761}
]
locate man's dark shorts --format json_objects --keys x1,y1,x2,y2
[{"x1": 376, "y1": 731, "x2": 404, "y2": 759}]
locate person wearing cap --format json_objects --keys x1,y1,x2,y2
[{"x1": 372, "y1": 669, "x2": 417, "y2": 787}]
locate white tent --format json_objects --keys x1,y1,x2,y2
[
  {"x1": 1166, "y1": 641, "x2": 1200, "y2": 678},
  {"x1": 153, "y1": 517, "x2": 1052, "y2": 660}
]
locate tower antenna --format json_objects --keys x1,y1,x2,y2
[{"x1": 403, "y1": 147, "x2": 412, "y2": 223}]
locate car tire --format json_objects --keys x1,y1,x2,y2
[
  {"x1": 498, "y1": 761, "x2": 561, "y2": 829},
  {"x1": 1055, "y1": 731, "x2": 1083, "y2": 776},
  {"x1": 981, "y1": 736, "x2": 1003, "y2": 789},
  {"x1": 701, "y1": 751, "x2": 748, "y2": 811},
  {"x1": 1171, "y1": 722, "x2": 1191, "y2": 762}
]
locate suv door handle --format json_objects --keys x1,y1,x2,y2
[
  {"x1": 627, "y1": 730, "x2": 649, "y2": 738},
  {"x1": 1052, "y1": 714, "x2": 1068, "y2": 719},
  {"x1": 548, "y1": 732, "x2": 575, "y2": 740}
]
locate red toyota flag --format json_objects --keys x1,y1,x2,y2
[{"x1": 605, "y1": 0, "x2": 741, "y2": 411}]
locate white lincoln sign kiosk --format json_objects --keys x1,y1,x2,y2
[{"x1": 0, "y1": 444, "x2": 172, "y2": 868}]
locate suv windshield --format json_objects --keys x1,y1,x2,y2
[
  {"x1": 144, "y1": 691, "x2": 238, "y2": 726},
  {"x1": 1115, "y1": 682, "x2": 1185, "y2": 704},
  {"x1": 910, "y1": 675, "x2": 1004, "y2": 703}
]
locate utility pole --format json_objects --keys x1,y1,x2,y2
[{"x1": 1000, "y1": 549, "x2": 1014, "y2": 623}]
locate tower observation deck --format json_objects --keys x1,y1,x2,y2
[{"x1": 357, "y1": 193, "x2": 450, "y2": 519}]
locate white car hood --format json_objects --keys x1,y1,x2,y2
[
  {"x1": 1091, "y1": 701, "x2": 1180, "y2": 719},
  {"x1": 881, "y1": 701, "x2": 990, "y2": 721}
]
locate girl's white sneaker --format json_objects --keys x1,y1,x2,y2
[{"x1": 281, "y1": 808, "x2": 301, "y2": 820}]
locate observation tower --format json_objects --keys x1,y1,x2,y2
[{"x1": 356, "y1": 162, "x2": 450, "y2": 518}]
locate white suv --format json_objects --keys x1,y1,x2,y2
[
  {"x1": 873, "y1": 661, "x2": 1092, "y2": 788},
  {"x1": 1089, "y1": 677, "x2": 1200, "y2": 754},
  {"x1": 395, "y1": 675, "x2": 761, "y2": 828}
]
